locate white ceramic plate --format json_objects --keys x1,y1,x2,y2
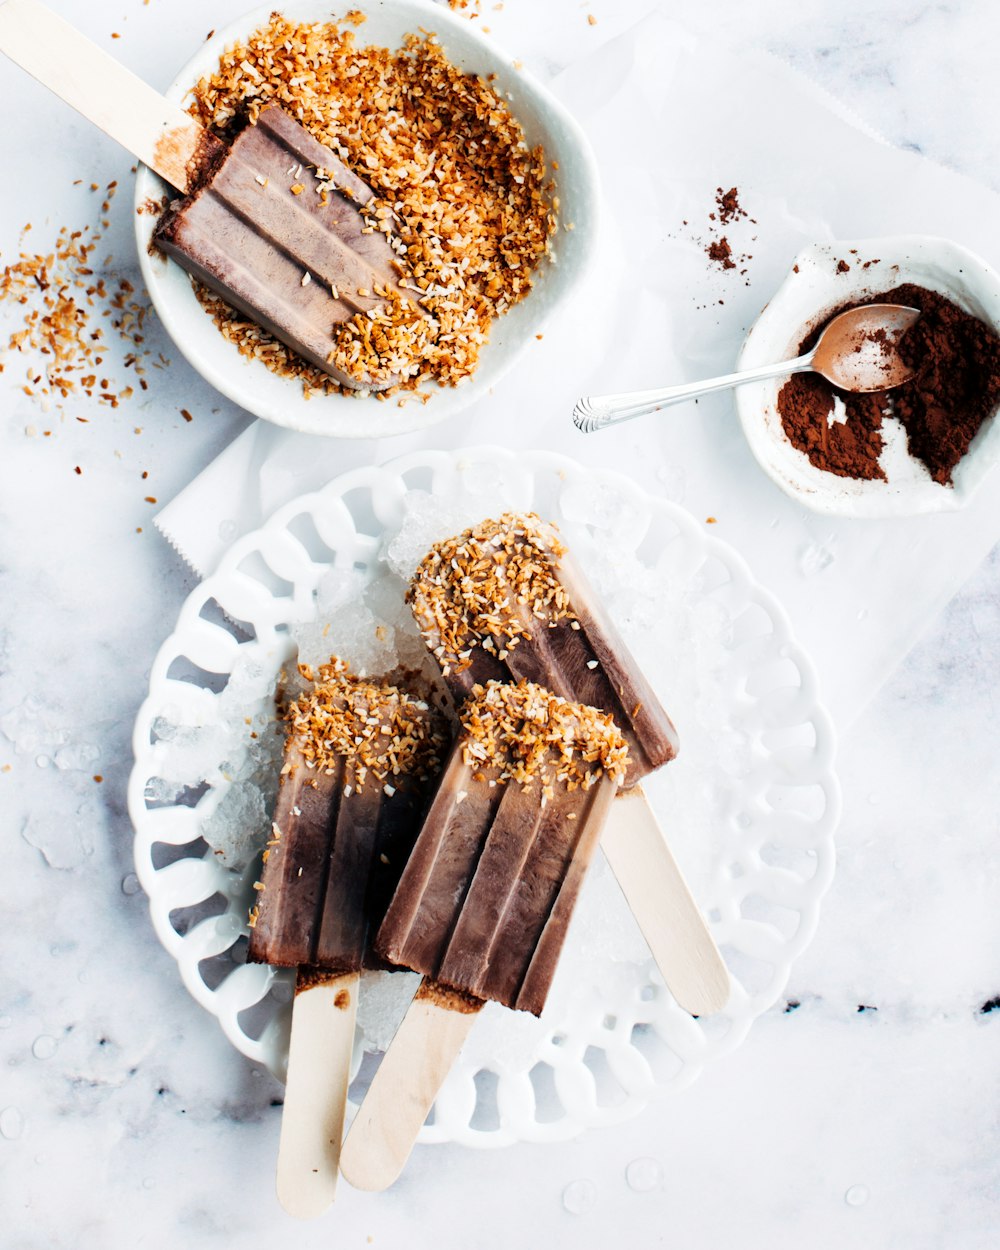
[
  {"x1": 128, "y1": 447, "x2": 840, "y2": 1148},
  {"x1": 133, "y1": 0, "x2": 600, "y2": 437},
  {"x1": 735, "y1": 235, "x2": 1000, "y2": 517}
]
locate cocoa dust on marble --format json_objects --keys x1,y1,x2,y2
[{"x1": 679, "y1": 185, "x2": 756, "y2": 287}]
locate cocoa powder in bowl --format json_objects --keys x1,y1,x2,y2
[{"x1": 777, "y1": 283, "x2": 1000, "y2": 484}]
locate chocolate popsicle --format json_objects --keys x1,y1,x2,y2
[
  {"x1": 408, "y1": 512, "x2": 678, "y2": 788},
  {"x1": 340, "y1": 680, "x2": 627, "y2": 1190},
  {"x1": 248, "y1": 659, "x2": 446, "y2": 1216},
  {"x1": 248, "y1": 659, "x2": 446, "y2": 971},
  {"x1": 376, "y1": 679, "x2": 628, "y2": 1014},
  {"x1": 155, "y1": 103, "x2": 412, "y2": 390},
  {"x1": 408, "y1": 513, "x2": 729, "y2": 1018}
]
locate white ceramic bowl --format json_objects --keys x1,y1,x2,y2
[
  {"x1": 735, "y1": 236, "x2": 1000, "y2": 517},
  {"x1": 134, "y1": 0, "x2": 600, "y2": 438}
]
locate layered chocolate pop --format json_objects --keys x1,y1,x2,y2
[
  {"x1": 408, "y1": 512, "x2": 679, "y2": 787},
  {"x1": 155, "y1": 104, "x2": 414, "y2": 390},
  {"x1": 375, "y1": 679, "x2": 628, "y2": 1015},
  {"x1": 248, "y1": 659, "x2": 446, "y2": 1216},
  {"x1": 341, "y1": 679, "x2": 628, "y2": 1189},
  {"x1": 406, "y1": 513, "x2": 727, "y2": 1019}
]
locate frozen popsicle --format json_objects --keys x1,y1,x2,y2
[
  {"x1": 407, "y1": 512, "x2": 730, "y2": 1018},
  {"x1": 0, "y1": 1, "x2": 415, "y2": 391},
  {"x1": 248, "y1": 658, "x2": 446, "y2": 1217},
  {"x1": 154, "y1": 103, "x2": 415, "y2": 390},
  {"x1": 376, "y1": 678, "x2": 628, "y2": 1013},
  {"x1": 248, "y1": 658, "x2": 446, "y2": 971},
  {"x1": 408, "y1": 512, "x2": 677, "y2": 787},
  {"x1": 340, "y1": 679, "x2": 627, "y2": 1189}
]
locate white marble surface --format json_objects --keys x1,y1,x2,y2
[{"x1": 1, "y1": 1, "x2": 998, "y2": 1246}]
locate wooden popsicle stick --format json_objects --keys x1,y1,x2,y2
[
  {"x1": 601, "y1": 785, "x2": 730, "y2": 1016},
  {"x1": 275, "y1": 967, "x2": 360, "y2": 1219},
  {"x1": 0, "y1": 0, "x2": 208, "y2": 191},
  {"x1": 339, "y1": 980, "x2": 483, "y2": 1192}
]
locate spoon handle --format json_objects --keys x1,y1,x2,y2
[{"x1": 572, "y1": 351, "x2": 815, "y2": 433}]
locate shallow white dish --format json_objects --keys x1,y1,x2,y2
[
  {"x1": 736, "y1": 235, "x2": 1000, "y2": 517},
  {"x1": 128, "y1": 446, "x2": 840, "y2": 1149},
  {"x1": 133, "y1": 0, "x2": 600, "y2": 438}
]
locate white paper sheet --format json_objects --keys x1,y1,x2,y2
[{"x1": 155, "y1": 13, "x2": 1000, "y2": 730}]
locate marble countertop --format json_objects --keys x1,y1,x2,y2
[{"x1": 1, "y1": 1, "x2": 998, "y2": 1246}]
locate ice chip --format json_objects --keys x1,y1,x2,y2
[
  {"x1": 21, "y1": 814, "x2": 90, "y2": 870},
  {"x1": 53, "y1": 741, "x2": 102, "y2": 772},
  {"x1": 357, "y1": 969, "x2": 422, "y2": 1053},
  {"x1": 201, "y1": 779, "x2": 269, "y2": 867},
  {"x1": 383, "y1": 492, "x2": 485, "y2": 582}
]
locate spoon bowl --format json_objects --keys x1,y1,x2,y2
[
  {"x1": 735, "y1": 235, "x2": 1000, "y2": 518},
  {"x1": 573, "y1": 303, "x2": 920, "y2": 434}
]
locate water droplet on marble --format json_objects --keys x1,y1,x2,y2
[
  {"x1": 626, "y1": 1156, "x2": 663, "y2": 1192},
  {"x1": 35, "y1": 755, "x2": 50, "y2": 769},
  {"x1": 32, "y1": 1036, "x2": 57, "y2": 1061},
  {"x1": 218, "y1": 519, "x2": 238, "y2": 543},
  {"x1": 0, "y1": 1107, "x2": 24, "y2": 1140},
  {"x1": 121, "y1": 873, "x2": 141, "y2": 896},
  {"x1": 562, "y1": 1179, "x2": 597, "y2": 1215},
  {"x1": 845, "y1": 1184, "x2": 869, "y2": 1207},
  {"x1": 798, "y1": 543, "x2": 834, "y2": 577}
]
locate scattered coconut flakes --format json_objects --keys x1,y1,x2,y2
[{"x1": 0, "y1": 187, "x2": 157, "y2": 412}]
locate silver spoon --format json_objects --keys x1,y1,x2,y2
[{"x1": 573, "y1": 303, "x2": 921, "y2": 434}]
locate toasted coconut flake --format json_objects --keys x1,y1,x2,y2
[
  {"x1": 284, "y1": 655, "x2": 446, "y2": 791},
  {"x1": 409, "y1": 512, "x2": 575, "y2": 671},
  {"x1": 459, "y1": 680, "x2": 628, "y2": 790}
]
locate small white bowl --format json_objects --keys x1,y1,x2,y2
[
  {"x1": 735, "y1": 236, "x2": 1000, "y2": 517},
  {"x1": 134, "y1": 0, "x2": 600, "y2": 438}
]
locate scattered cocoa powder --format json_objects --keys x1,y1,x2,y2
[
  {"x1": 707, "y1": 239, "x2": 736, "y2": 270},
  {"x1": 777, "y1": 283, "x2": 1000, "y2": 484},
  {"x1": 715, "y1": 186, "x2": 748, "y2": 225},
  {"x1": 679, "y1": 185, "x2": 754, "y2": 277}
]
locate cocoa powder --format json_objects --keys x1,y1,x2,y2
[
  {"x1": 707, "y1": 238, "x2": 736, "y2": 270},
  {"x1": 777, "y1": 283, "x2": 1000, "y2": 484}
]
